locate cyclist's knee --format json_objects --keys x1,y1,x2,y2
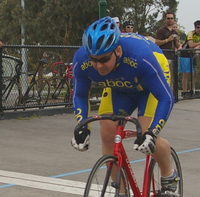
[
  {"x1": 155, "y1": 136, "x2": 171, "y2": 152},
  {"x1": 100, "y1": 120, "x2": 116, "y2": 143}
]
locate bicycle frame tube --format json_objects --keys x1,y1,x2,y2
[
  {"x1": 142, "y1": 155, "x2": 153, "y2": 197},
  {"x1": 121, "y1": 145, "x2": 142, "y2": 197},
  {"x1": 113, "y1": 125, "x2": 142, "y2": 197},
  {"x1": 113, "y1": 126, "x2": 154, "y2": 197}
]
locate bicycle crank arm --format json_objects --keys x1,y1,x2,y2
[{"x1": 164, "y1": 191, "x2": 180, "y2": 196}]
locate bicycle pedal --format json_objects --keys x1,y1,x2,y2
[{"x1": 111, "y1": 181, "x2": 120, "y2": 189}]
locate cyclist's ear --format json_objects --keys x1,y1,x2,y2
[{"x1": 115, "y1": 45, "x2": 122, "y2": 57}]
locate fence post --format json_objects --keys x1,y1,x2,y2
[
  {"x1": 99, "y1": 0, "x2": 107, "y2": 18},
  {"x1": 189, "y1": 51, "x2": 193, "y2": 96},
  {"x1": 0, "y1": 47, "x2": 3, "y2": 113},
  {"x1": 174, "y1": 51, "x2": 179, "y2": 102}
]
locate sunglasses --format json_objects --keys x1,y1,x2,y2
[
  {"x1": 195, "y1": 26, "x2": 200, "y2": 29},
  {"x1": 89, "y1": 51, "x2": 114, "y2": 63},
  {"x1": 126, "y1": 26, "x2": 133, "y2": 29},
  {"x1": 166, "y1": 17, "x2": 174, "y2": 20}
]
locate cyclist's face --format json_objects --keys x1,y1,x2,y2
[
  {"x1": 90, "y1": 46, "x2": 120, "y2": 76},
  {"x1": 125, "y1": 26, "x2": 134, "y2": 33}
]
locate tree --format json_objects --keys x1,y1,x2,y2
[
  {"x1": 122, "y1": 0, "x2": 179, "y2": 36},
  {"x1": 0, "y1": 0, "x2": 180, "y2": 46}
]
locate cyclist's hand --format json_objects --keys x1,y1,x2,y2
[
  {"x1": 71, "y1": 128, "x2": 91, "y2": 151},
  {"x1": 133, "y1": 128, "x2": 160, "y2": 155}
]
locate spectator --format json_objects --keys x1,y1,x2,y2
[
  {"x1": 155, "y1": 12, "x2": 181, "y2": 93},
  {"x1": 179, "y1": 42, "x2": 193, "y2": 97},
  {"x1": 172, "y1": 22, "x2": 182, "y2": 49},
  {"x1": 187, "y1": 20, "x2": 200, "y2": 92},
  {"x1": 122, "y1": 20, "x2": 134, "y2": 33},
  {"x1": 0, "y1": 41, "x2": 2, "y2": 47},
  {"x1": 172, "y1": 22, "x2": 178, "y2": 33},
  {"x1": 112, "y1": 17, "x2": 120, "y2": 28}
]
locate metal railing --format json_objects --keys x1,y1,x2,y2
[
  {"x1": 0, "y1": 45, "x2": 103, "y2": 113},
  {"x1": 0, "y1": 45, "x2": 199, "y2": 114}
]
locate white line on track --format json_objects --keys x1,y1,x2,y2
[{"x1": 0, "y1": 170, "x2": 86, "y2": 195}]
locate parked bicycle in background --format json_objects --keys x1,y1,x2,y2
[
  {"x1": 48, "y1": 62, "x2": 72, "y2": 104},
  {"x1": 2, "y1": 56, "x2": 50, "y2": 109}
]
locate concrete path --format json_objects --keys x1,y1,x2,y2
[{"x1": 0, "y1": 99, "x2": 199, "y2": 196}]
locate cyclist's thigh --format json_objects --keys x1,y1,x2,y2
[
  {"x1": 98, "y1": 87, "x2": 137, "y2": 116},
  {"x1": 137, "y1": 89, "x2": 158, "y2": 117},
  {"x1": 137, "y1": 89, "x2": 158, "y2": 131}
]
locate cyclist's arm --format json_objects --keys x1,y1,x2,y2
[
  {"x1": 140, "y1": 53, "x2": 174, "y2": 131},
  {"x1": 72, "y1": 55, "x2": 92, "y2": 129}
]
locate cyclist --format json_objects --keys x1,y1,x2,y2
[
  {"x1": 71, "y1": 16, "x2": 178, "y2": 196},
  {"x1": 122, "y1": 19, "x2": 134, "y2": 33}
]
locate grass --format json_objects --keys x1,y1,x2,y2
[{"x1": 16, "y1": 113, "x2": 41, "y2": 120}]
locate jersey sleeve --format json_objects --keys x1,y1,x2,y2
[
  {"x1": 139, "y1": 51, "x2": 174, "y2": 131},
  {"x1": 72, "y1": 49, "x2": 92, "y2": 128}
]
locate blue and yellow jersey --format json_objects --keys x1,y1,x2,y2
[{"x1": 72, "y1": 33, "x2": 174, "y2": 130}]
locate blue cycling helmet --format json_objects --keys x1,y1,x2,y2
[{"x1": 82, "y1": 16, "x2": 120, "y2": 56}]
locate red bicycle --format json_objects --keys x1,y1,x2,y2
[
  {"x1": 48, "y1": 62, "x2": 73, "y2": 103},
  {"x1": 74, "y1": 114, "x2": 183, "y2": 197}
]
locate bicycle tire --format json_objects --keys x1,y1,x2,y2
[
  {"x1": 84, "y1": 154, "x2": 130, "y2": 197},
  {"x1": 2, "y1": 78, "x2": 22, "y2": 107},
  {"x1": 22, "y1": 78, "x2": 50, "y2": 105},
  {"x1": 2, "y1": 58, "x2": 13, "y2": 78},
  {"x1": 148, "y1": 147, "x2": 183, "y2": 197},
  {"x1": 48, "y1": 76, "x2": 71, "y2": 103}
]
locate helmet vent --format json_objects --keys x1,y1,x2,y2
[
  {"x1": 101, "y1": 24, "x2": 108, "y2": 31},
  {"x1": 105, "y1": 34, "x2": 114, "y2": 50},
  {"x1": 111, "y1": 23, "x2": 115, "y2": 29},
  {"x1": 88, "y1": 35, "x2": 92, "y2": 50},
  {"x1": 92, "y1": 24, "x2": 97, "y2": 30},
  {"x1": 97, "y1": 35, "x2": 104, "y2": 51}
]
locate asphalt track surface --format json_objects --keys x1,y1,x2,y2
[{"x1": 0, "y1": 99, "x2": 200, "y2": 197}]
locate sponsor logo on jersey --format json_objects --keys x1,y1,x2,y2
[
  {"x1": 123, "y1": 57, "x2": 138, "y2": 68},
  {"x1": 98, "y1": 79, "x2": 133, "y2": 88},
  {"x1": 81, "y1": 61, "x2": 92, "y2": 70},
  {"x1": 74, "y1": 108, "x2": 83, "y2": 123},
  {"x1": 155, "y1": 119, "x2": 165, "y2": 131}
]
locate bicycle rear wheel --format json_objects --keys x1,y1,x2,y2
[
  {"x1": 2, "y1": 78, "x2": 22, "y2": 107},
  {"x1": 84, "y1": 155, "x2": 130, "y2": 197},
  {"x1": 23, "y1": 78, "x2": 50, "y2": 105},
  {"x1": 48, "y1": 76, "x2": 71, "y2": 103},
  {"x1": 148, "y1": 147, "x2": 183, "y2": 197}
]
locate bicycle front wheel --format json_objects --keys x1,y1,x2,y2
[
  {"x1": 48, "y1": 76, "x2": 71, "y2": 103},
  {"x1": 148, "y1": 147, "x2": 183, "y2": 197},
  {"x1": 23, "y1": 78, "x2": 50, "y2": 105},
  {"x1": 84, "y1": 155, "x2": 130, "y2": 197}
]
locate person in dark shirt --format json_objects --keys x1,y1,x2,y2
[{"x1": 155, "y1": 12, "x2": 181, "y2": 93}]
